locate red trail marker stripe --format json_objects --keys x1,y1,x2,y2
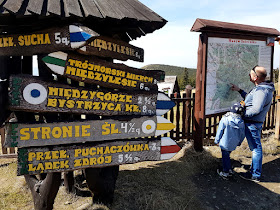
[{"x1": 161, "y1": 145, "x2": 181, "y2": 154}]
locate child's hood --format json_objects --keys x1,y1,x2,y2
[{"x1": 224, "y1": 112, "x2": 244, "y2": 126}]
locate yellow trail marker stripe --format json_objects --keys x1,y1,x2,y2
[{"x1": 156, "y1": 123, "x2": 175, "y2": 130}]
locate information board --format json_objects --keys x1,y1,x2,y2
[{"x1": 206, "y1": 37, "x2": 272, "y2": 115}]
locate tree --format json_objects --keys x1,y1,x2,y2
[
  {"x1": 188, "y1": 77, "x2": 196, "y2": 88},
  {"x1": 178, "y1": 68, "x2": 196, "y2": 90},
  {"x1": 178, "y1": 68, "x2": 189, "y2": 89}
]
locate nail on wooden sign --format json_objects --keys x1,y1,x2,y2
[
  {"x1": 17, "y1": 137, "x2": 181, "y2": 175},
  {"x1": 8, "y1": 75, "x2": 173, "y2": 116},
  {"x1": 42, "y1": 52, "x2": 164, "y2": 92},
  {"x1": 0, "y1": 25, "x2": 98, "y2": 56},
  {"x1": 5, "y1": 116, "x2": 175, "y2": 148},
  {"x1": 78, "y1": 36, "x2": 144, "y2": 62}
]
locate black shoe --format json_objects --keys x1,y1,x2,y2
[
  {"x1": 229, "y1": 169, "x2": 234, "y2": 176},
  {"x1": 239, "y1": 172, "x2": 261, "y2": 183}
]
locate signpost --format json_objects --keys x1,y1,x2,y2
[
  {"x1": 17, "y1": 137, "x2": 181, "y2": 175},
  {"x1": 0, "y1": 25, "x2": 98, "y2": 56},
  {"x1": 42, "y1": 52, "x2": 164, "y2": 91},
  {"x1": 0, "y1": 2, "x2": 174, "y2": 208},
  {"x1": 274, "y1": 38, "x2": 280, "y2": 140},
  {"x1": 8, "y1": 75, "x2": 174, "y2": 116},
  {"x1": 5, "y1": 116, "x2": 175, "y2": 148},
  {"x1": 78, "y1": 36, "x2": 144, "y2": 62}
]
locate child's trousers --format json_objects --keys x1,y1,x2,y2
[{"x1": 221, "y1": 149, "x2": 232, "y2": 172}]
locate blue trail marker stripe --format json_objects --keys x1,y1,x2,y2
[
  {"x1": 70, "y1": 32, "x2": 92, "y2": 42},
  {"x1": 156, "y1": 100, "x2": 176, "y2": 110}
]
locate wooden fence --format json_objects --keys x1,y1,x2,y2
[
  {"x1": 163, "y1": 92, "x2": 195, "y2": 141},
  {"x1": 163, "y1": 91, "x2": 277, "y2": 141},
  {"x1": 205, "y1": 91, "x2": 278, "y2": 138},
  {"x1": 0, "y1": 91, "x2": 278, "y2": 157}
]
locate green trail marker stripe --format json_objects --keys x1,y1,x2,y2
[{"x1": 42, "y1": 56, "x2": 66, "y2": 67}]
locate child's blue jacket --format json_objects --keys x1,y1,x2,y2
[{"x1": 214, "y1": 112, "x2": 245, "y2": 151}]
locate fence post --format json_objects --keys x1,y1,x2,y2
[
  {"x1": 0, "y1": 128, "x2": 7, "y2": 154},
  {"x1": 176, "y1": 92, "x2": 180, "y2": 140},
  {"x1": 170, "y1": 93, "x2": 175, "y2": 139},
  {"x1": 274, "y1": 54, "x2": 280, "y2": 139},
  {"x1": 275, "y1": 94, "x2": 280, "y2": 140},
  {"x1": 185, "y1": 85, "x2": 192, "y2": 139}
]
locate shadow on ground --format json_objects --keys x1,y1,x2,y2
[
  {"x1": 110, "y1": 145, "x2": 280, "y2": 210},
  {"x1": 191, "y1": 157, "x2": 280, "y2": 210}
]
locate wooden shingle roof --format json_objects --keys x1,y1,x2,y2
[
  {"x1": 191, "y1": 18, "x2": 280, "y2": 37},
  {"x1": 0, "y1": 0, "x2": 167, "y2": 41}
]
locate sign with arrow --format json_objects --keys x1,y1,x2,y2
[
  {"x1": 78, "y1": 36, "x2": 144, "y2": 62},
  {"x1": 17, "y1": 137, "x2": 181, "y2": 175},
  {"x1": 8, "y1": 75, "x2": 175, "y2": 116},
  {"x1": 0, "y1": 25, "x2": 98, "y2": 56},
  {"x1": 5, "y1": 116, "x2": 175, "y2": 148},
  {"x1": 42, "y1": 52, "x2": 164, "y2": 92}
]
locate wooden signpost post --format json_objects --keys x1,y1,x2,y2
[
  {"x1": 8, "y1": 75, "x2": 174, "y2": 116},
  {"x1": 42, "y1": 52, "x2": 164, "y2": 92},
  {"x1": 0, "y1": 25, "x2": 98, "y2": 56},
  {"x1": 17, "y1": 137, "x2": 181, "y2": 175},
  {"x1": 5, "y1": 116, "x2": 175, "y2": 148},
  {"x1": 78, "y1": 36, "x2": 144, "y2": 62}
]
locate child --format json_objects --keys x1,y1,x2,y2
[{"x1": 215, "y1": 102, "x2": 245, "y2": 180}]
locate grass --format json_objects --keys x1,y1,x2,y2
[
  {"x1": 205, "y1": 132, "x2": 280, "y2": 160},
  {"x1": 0, "y1": 132, "x2": 279, "y2": 209},
  {"x1": 0, "y1": 140, "x2": 221, "y2": 210},
  {"x1": 111, "y1": 142, "x2": 219, "y2": 210},
  {"x1": 0, "y1": 161, "x2": 32, "y2": 209},
  {"x1": 0, "y1": 142, "x2": 217, "y2": 210}
]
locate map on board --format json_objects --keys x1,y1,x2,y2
[{"x1": 206, "y1": 37, "x2": 272, "y2": 115}]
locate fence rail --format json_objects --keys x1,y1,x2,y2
[
  {"x1": 205, "y1": 91, "x2": 278, "y2": 138},
  {"x1": 0, "y1": 91, "x2": 278, "y2": 157},
  {"x1": 166, "y1": 91, "x2": 277, "y2": 141},
  {"x1": 163, "y1": 92, "x2": 195, "y2": 141}
]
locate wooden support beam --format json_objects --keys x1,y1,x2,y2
[
  {"x1": 84, "y1": 166, "x2": 119, "y2": 205},
  {"x1": 24, "y1": 173, "x2": 61, "y2": 210},
  {"x1": 193, "y1": 34, "x2": 207, "y2": 152},
  {"x1": 274, "y1": 64, "x2": 280, "y2": 140},
  {"x1": 64, "y1": 171, "x2": 75, "y2": 193}
]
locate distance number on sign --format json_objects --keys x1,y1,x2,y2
[{"x1": 55, "y1": 33, "x2": 70, "y2": 45}]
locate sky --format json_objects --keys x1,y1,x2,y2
[{"x1": 123, "y1": 0, "x2": 280, "y2": 70}]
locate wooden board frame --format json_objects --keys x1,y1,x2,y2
[
  {"x1": 8, "y1": 75, "x2": 158, "y2": 116},
  {"x1": 42, "y1": 51, "x2": 164, "y2": 92},
  {"x1": 0, "y1": 25, "x2": 98, "y2": 56},
  {"x1": 17, "y1": 137, "x2": 181, "y2": 175},
  {"x1": 5, "y1": 116, "x2": 175, "y2": 148},
  {"x1": 78, "y1": 36, "x2": 144, "y2": 62}
]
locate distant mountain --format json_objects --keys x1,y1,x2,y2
[{"x1": 142, "y1": 64, "x2": 196, "y2": 89}]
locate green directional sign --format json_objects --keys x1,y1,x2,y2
[
  {"x1": 17, "y1": 137, "x2": 181, "y2": 175},
  {"x1": 42, "y1": 51, "x2": 164, "y2": 92},
  {"x1": 5, "y1": 116, "x2": 175, "y2": 148}
]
